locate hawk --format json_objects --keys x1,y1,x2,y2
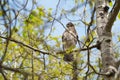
[{"x1": 62, "y1": 22, "x2": 78, "y2": 62}]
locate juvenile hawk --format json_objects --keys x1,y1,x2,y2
[{"x1": 62, "y1": 22, "x2": 78, "y2": 62}]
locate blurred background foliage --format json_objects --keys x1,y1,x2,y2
[{"x1": 0, "y1": 0, "x2": 120, "y2": 80}]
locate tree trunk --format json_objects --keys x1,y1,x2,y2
[{"x1": 96, "y1": 0, "x2": 120, "y2": 80}]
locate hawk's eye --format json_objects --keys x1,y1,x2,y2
[
  {"x1": 67, "y1": 24, "x2": 69, "y2": 26},
  {"x1": 67, "y1": 24, "x2": 70, "y2": 27}
]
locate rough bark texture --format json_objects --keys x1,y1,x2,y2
[{"x1": 96, "y1": 0, "x2": 120, "y2": 80}]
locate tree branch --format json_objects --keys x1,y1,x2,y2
[
  {"x1": 0, "y1": 36, "x2": 50, "y2": 55},
  {"x1": 0, "y1": 35, "x2": 99, "y2": 58},
  {"x1": 0, "y1": 64, "x2": 39, "y2": 76},
  {"x1": 105, "y1": 0, "x2": 120, "y2": 32},
  {"x1": 0, "y1": 69, "x2": 8, "y2": 80}
]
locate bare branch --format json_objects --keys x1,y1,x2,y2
[
  {"x1": 0, "y1": 36, "x2": 50, "y2": 55},
  {"x1": 105, "y1": 0, "x2": 120, "y2": 32},
  {"x1": 0, "y1": 64, "x2": 39, "y2": 76}
]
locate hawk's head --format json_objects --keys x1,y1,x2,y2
[{"x1": 66, "y1": 22, "x2": 74, "y2": 28}]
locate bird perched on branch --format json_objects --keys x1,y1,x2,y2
[{"x1": 62, "y1": 22, "x2": 78, "y2": 62}]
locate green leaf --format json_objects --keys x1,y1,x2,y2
[
  {"x1": 109, "y1": 2, "x2": 113, "y2": 7},
  {"x1": 118, "y1": 12, "x2": 120, "y2": 19},
  {"x1": 80, "y1": 0, "x2": 84, "y2": 3},
  {"x1": 118, "y1": 35, "x2": 120, "y2": 41},
  {"x1": 75, "y1": 0, "x2": 78, "y2": 4},
  {"x1": 0, "y1": 11, "x2": 2, "y2": 16}
]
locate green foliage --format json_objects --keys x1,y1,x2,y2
[
  {"x1": 109, "y1": 2, "x2": 113, "y2": 7},
  {"x1": 85, "y1": 30, "x2": 96, "y2": 46},
  {"x1": 0, "y1": 0, "x2": 119, "y2": 80},
  {"x1": 0, "y1": 11, "x2": 3, "y2": 16},
  {"x1": 88, "y1": 0, "x2": 95, "y2": 8},
  {"x1": 80, "y1": 0, "x2": 84, "y2": 3},
  {"x1": 118, "y1": 12, "x2": 120, "y2": 19},
  {"x1": 75, "y1": 0, "x2": 79, "y2": 4}
]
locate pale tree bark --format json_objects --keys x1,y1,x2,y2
[{"x1": 96, "y1": 0, "x2": 120, "y2": 80}]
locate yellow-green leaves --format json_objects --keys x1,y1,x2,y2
[
  {"x1": 80, "y1": 0, "x2": 84, "y2": 3},
  {"x1": 25, "y1": 6, "x2": 46, "y2": 27},
  {"x1": 85, "y1": 31, "x2": 96, "y2": 46},
  {"x1": 0, "y1": 11, "x2": 3, "y2": 16},
  {"x1": 118, "y1": 12, "x2": 120, "y2": 19},
  {"x1": 109, "y1": 2, "x2": 113, "y2": 7},
  {"x1": 75, "y1": 0, "x2": 79, "y2": 4},
  {"x1": 47, "y1": 8, "x2": 53, "y2": 21},
  {"x1": 49, "y1": 36, "x2": 61, "y2": 48},
  {"x1": 118, "y1": 35, "x2": 120, "y2": 41},
  {"x1": 38, "y1": 7, "x2": 45, "y2": 17}
]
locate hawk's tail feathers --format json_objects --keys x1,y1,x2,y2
[{"x1": 63, "y1": 54, "x2": 74, "y2": 62}]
